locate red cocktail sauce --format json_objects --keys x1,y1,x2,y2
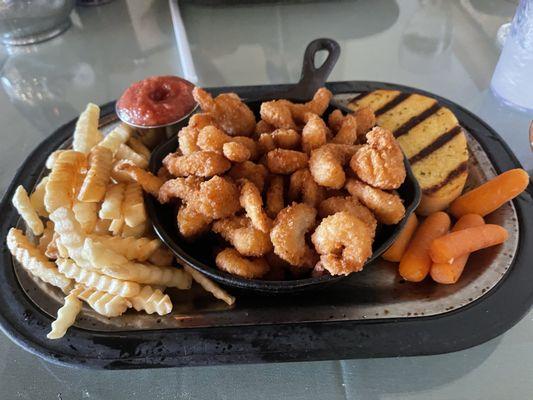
[{"x1": 116, "y1": 76, "x2": 196, "y2": 127}]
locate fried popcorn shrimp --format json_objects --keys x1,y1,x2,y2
[
  {"x1": 302, "y1": 113, "x2": 328, "y2": 153},
  {"x1": 288, "y1": 169, "x2": 325, "y2": 208},
  {"x1": 212, "y1": 216, "x2": 272, "y2": 257},
  {"x1": 188, "y1": 112, "x2": 219, "y2": 131},
  {"x1": 12, "y1": 185, "x2": 44, "y2": 236},
  {"x1": 311, "y1": 211, "x2": 373, "y2": 276},
  {"x1": 255, "y1": 119, "x2": 275, "y2": 135},
  {"x1": 193, "y1": 87, "x2": 256, "y2": 136},
  {"x1": 239, "y1": 179, "x2": 272, "y2": 233},
  {"x1": 215, "y1": 248, "x2": 270, "y2": 279},
  {"x1": 266, "y1": 149, "x2": 308, "y2": 175},
  {"x1": 257, "y1": 133, "x2": 275, "y2": 154},
  {"x1": 270, "y1": 203, "x2": 317, "y2": 267},
  {"x1": 260, "y1": 100, "x2": 297, "y2": 130},
  {"x1": 228, "y1": 161, "x2": 268, "y2": 192},
  {"x1": 196, "y1": 126, "x2": 251, "y2": 162},
  {"x1": 178, "y1": 126, "x2": 200, "y2": 155},
  {"x1": 309, "y1": 143, "x2": 359, "y2": 189},
  {"x1": 45, "y1": 150, "x2": 86, "y2": 213},
  {"x1": 346, "y1": 179, "x2": 405, "y2": 225},
  {"x1": 305, "y1": 87, "x2": 333, "y2": 116},
  {"x1": 177, "y1": 203, "x2": 212, "y2": 240},
  {"x1": 231, "y1": 136, "x2": 258, "y2": 160},
  {"x1": 355, "y1": 106, "x2": 376, "y2": 136},
  {"x1": 158, "y1": 176, "x2": 202, "y2": 204},
  {"x1": 332, "y1": 114, "x2": 358, "y2": 145},
  {"x1": 78, "y1": 145, "x2": 113, "y2": 202},
  {"x1": 266, "y1": 175, "x2": 284, "y2": 218},
  {"x1": 162, "y1": 151, "x2": 231, "y2": 177},
  {"x1": 328, "y1": 109, "x2": 344, "y2": 133},
  {"x1": 318, "y1": 196, "x2": 377, "y2": 236},
  {"x1": 114, "y1": 162, "x2": 163, "y2": 197},
  {"x1": 350, "y1": 127, "x2": 406, "y2": 190},
  {"x1": 271, "y1": 129, "x2": 301, "y2": 149}
]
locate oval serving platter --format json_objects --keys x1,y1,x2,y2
[{"x1": 0, "y1": 81, "x2": 531, "y2": 369}]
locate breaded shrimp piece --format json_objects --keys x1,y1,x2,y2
[
  {"x1": 197, "y1": 126, "x2": 255, "y2": 162},
  {"x1": 265, "y1": 175, "x2": 285, "y2": 218},
  {"x1": 345, "y1": 179, "x2": 405, "y2": 225},
  {"x1": 288, "y1": 168, "x2": 325, "y2": 208},
  {"x1": 162, "y1": 151, "x2": 231, "y2": 177},
  {"x1": 177, "y1": 203, "x2": 212, "y2": 240},
  {"x1": 231, "y1": 136, "x2": 258, "y2": 160},
  {"x1": 309, "y1": 143, "x2": 359, "y2": 189},
  {"x1": 350, "y1": 127, "x2": 406, "y2": 190},
  {"x1": 266, "y1": 149, "x2": 308, "y2": 175},
  {"x1": 188, "y1": 112, "x2": 220, "y2": 131},
  {"x1": 332, "y1": 114, "x2": 358, "y2": 145},
  {"x1": 328, "y1": 109, "x2": 344, "y2": 133},
  {"x1": 212, "y1": 216, "x2": 272, "y2": 257},
  {"x1": 305, "y1": 87, "x2": 333, "y2": 116},
  {"x1": 239, "y1": 179, "x2": 272, "y2": 233},
  {"x1": 178, "y1": 126, "x2": 200, "y2": 155},
  {"x1": 193, "y1": 88, "x2": 256, "y2": 136},
  {"x1": 270, "y1": 203, "x2": 317, "y2": 268},
  {"x1": 318, "y1": 196, "x2": 377, "y2": 236},
  {"x1": 302, "y1": 113, "x2": 328, "y2": 153},
  {"x1": 260, "y1": 100, "x2": 297, "y2": 130},
  {"x1": 228, "y1": 161, "x2": 268, "y2": 192},
  {"x1": 215, "y1": 248, "x2": 270, "y2": 279},
  {"x1": 255, "y1": 120, "x2": 275, "y2": 135},
  {"x1": 158, "y1": 176, "x2": 202, "y2": 204},
  {"x1": 222, "y1": 142, "x2": 251, "y2": 163},
  {"x1": 311, "y1": 211, "x2": 373, "y2": 275},
  {"x1": 355, "y1": 106, "x2": 376, "y2": 136}
]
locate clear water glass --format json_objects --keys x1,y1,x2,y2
[{"x1": 491, "y1": 0, "x2": 533, "y2": 112}]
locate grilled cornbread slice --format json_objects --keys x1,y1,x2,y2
[{"x1": 349, "y1": 90, "x2": 468, "y2": 215}]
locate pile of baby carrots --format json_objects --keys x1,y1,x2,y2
[{"x1": 382, "y1": 168, "x2": 530, "y2": 284}]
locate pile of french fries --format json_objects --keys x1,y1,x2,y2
[{"x1": 8, "y1": 103, "x2": 235, "y2": 340}]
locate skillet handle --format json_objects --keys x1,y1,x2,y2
[{"x1": 285, "y1": 38, "x2": 341, "y2": 100}]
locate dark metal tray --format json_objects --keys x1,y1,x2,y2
[{"x1": 0, "y1": 81, "x2": 532, "y2": 369}]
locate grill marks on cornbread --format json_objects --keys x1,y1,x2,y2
[
  {"x1": 409, "y1": 125, "x2": 463, "y2": 164},
  {"x1": 349, "y1": 91, "x2": 464, "y2": 166},
  {"x1": 425, "y1": 161, "x2": 468, "y2": 194}
]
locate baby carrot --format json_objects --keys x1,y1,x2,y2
[
  {"x1": 430, "y1": 224, "x2": 508, "y2": 264},
  {"x1": 382, "y1": 213, "x2": 419, "y2": 262},
  {"x1": 449, "y1": 168, "x2": 529, "y2": 218},
  {"x1": 399, "y1": 211, "x2": 451, "y2": 282},
  {"x1": 430, "y1": 214, "x2": 485, "y2": 284}
]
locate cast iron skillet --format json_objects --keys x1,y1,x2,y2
[{"x1": 146, "y1": 38, "x2": 421, "y2": 293}]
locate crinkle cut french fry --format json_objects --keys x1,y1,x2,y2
[
  {"x1": 184, "y1": 265, "x2": 235, "y2": 306},
  {"x1": 45, "y1": 150, "x2": 66, "y2": 170},
  {"x1": 56, "y1": 258, "x2": 141, "y2": 297},
  {"x1": 7, "y1": 228, "x2": 73, "y2": 292},
  {"x1": 72, "y1": 103, "x2": 103, "y2": 154},
  {"x1": 123, "y1": 182, "x2": 146, "y2": 228},
  {"x1": 127, "y1": 136, "x2": 151, "y2": 160},
  {"x1": 121, "y1": 221, "x2": 146, "y2": 238},
  {"x1": 93, "y1": 218, "x2": 112, "y2": 235},
  {"x1": 30, "y1": 176, "x2": 49, "y2": 218},
  {"x1": 78, "y1": 145, "x2": 113, "y2": 202},
  {"x1": 72, "y1": 200, "x2": 98, "y2": 233},
  {"x1": 44, "y1": 151, "x2": 86, "y2": 213},
  {"x1": 88, "y1": 234, "x2": 160, "y2": 261},
  {"x1": 81, "y1": 238, "x2": 129, "y2": 268},
  {"x1": 109, "y1": 217, "x2": 124, "y2": 236},
  {"x1": 49, "y1": 207, "x2": 87, "y2": 265},
  {"x1": 111, "y1": 160, "x2": 136, "y2": 183},
  {"x1": 116, "y1": 144, "x2": 148, "y2": 169},
  {"x1": 98, "y1": 123, "x2": 132, "y2": 155},
  {"x1": 12, "y1": 185, "x2": 44, "y2": 235},
  {"x1": 76, "y1": 285, "x2": 131, "y2": 317},
  {"x1": 38, "y1": 221, "x2": 55, "y2": 254},
  {"x1": 99, "y1": 183, "x2": 125, "y2": 220},
  {"x1": 129, "y1": 285, "x2": 172, "y2": 315},
  {"x1": 47, "y1": 286, "x2": 83, "y2": 339},
  {"x1": 101, "y1": 262, "x2": 192, "y2": 289},
  {"x1": 147, "y1": 246, "x2": 174, "y2": 265}
]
